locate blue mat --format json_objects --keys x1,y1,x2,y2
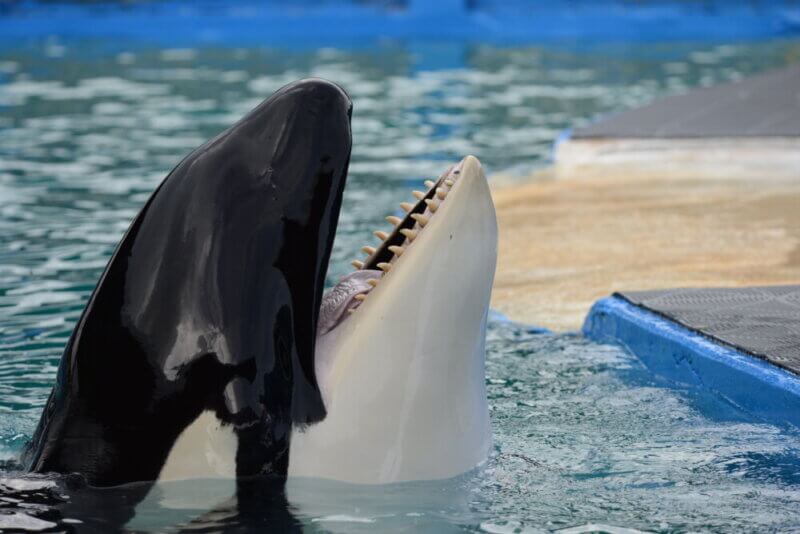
[{"x1": 584, "y1": 295, "x2": 800, "y2": 427}]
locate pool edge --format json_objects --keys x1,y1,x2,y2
[{"x1": 582, "y1": 296, "x2": 800, "y2": 427}]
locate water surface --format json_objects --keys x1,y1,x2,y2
[{"x1": 1, "y1": 38, "x2": 800, "y2": 531}]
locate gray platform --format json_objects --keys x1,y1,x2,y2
[
  {"x1": 617, "y1": 286, "x2": 800, "y2": 375},
  {"x1": 574, "y1": 64, "x2": 800, "y2": 139}
]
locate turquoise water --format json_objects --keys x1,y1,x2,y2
[{"x1": 1, "y1": 38, "x2": 800, "y2": 531}]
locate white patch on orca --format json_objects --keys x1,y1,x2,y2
[{"x1": 158, "y1": 410, "x2": 237, "y2": 482}]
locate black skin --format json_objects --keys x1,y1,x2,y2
[{"x1": 21, "y1": 78, "x2": 353, "y2": 488}]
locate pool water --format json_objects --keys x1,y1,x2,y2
[{"x1": 1, "y1": 38, "x2": 800, "y2": 531}]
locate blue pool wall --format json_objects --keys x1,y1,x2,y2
[
  {"x1": 1, "y1": 0, "x2": 799, "y2": 45},
  {"x1": 583, "y1": 296, "x2": 800, "y2": 428}
]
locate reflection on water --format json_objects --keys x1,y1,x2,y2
[
  {"x1": 0, "y1": 474, "x2": 299, "y2": 532},
  {"x1": 1, "y1": 39, "x2": 800, "y2": 531}
]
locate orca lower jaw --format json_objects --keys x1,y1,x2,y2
[{"x1": 293, "y1": 154, "x2": 496, "y2": 484}]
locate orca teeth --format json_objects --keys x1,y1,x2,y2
[
  {"x1": 411, "y1": 213, "x2": 428, "y2": 227},
  {"x1": 348, "y1": 279, "x2": 381, "y2": 314},
  {"x1": 350, "y1": 161, "x2": 461, "y2": 278},
  {"x1": 400, "y1": 228, "x2": 417, "y2": 241}
]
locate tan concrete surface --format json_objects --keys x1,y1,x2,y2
[{"x1": 490, "y1": 165, "x2": 800, "y2": 331}]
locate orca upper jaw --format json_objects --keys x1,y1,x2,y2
[
  {"x1": 289, "y1": 155, "x2": 497, "y2": 485},
  {"x1": 23, "y1": 78, "x2": 353, "y2": 487}
]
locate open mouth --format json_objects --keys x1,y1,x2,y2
[{"x1": 316, "y1": 158, "x2": 466, "y2": 336}]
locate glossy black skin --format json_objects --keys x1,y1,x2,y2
[{"x1": 21, "y1": 78, "x2": 352, "y2": 487}]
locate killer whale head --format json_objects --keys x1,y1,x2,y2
[
  {"x1": 23, "y1": 76, "x2": 496, "y2": 491},
  {"x1": 289, "y1": 155, "x2": 498, "y2": 484},
  {"x1": 23, "y1": 78, "x2": 353, "y2": 487}
]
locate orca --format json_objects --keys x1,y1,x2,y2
[
  {"x1": 22, "y1": 78, "x2": 353, "y2": 488},
  {"x1": 288, "y1": 155, "x2": 497, "y2": 484},
  {"x1": 22, "y1": 75, "x2": 495, "y2": 497}
]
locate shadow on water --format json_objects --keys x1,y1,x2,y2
[{"x1": 707, "y1": 450, "x2": 800, "y2": 487}]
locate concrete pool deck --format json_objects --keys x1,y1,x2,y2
[
  {"x1": 490, "y1": 164, "x2": 800, "y2": 331},
  {"x1": 491, "y1": 63, "x2": 800, "y2": 330}
]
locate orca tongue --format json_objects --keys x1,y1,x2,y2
[{"x1": 317, "y1": 270, "x2": 381, "y2": 336}]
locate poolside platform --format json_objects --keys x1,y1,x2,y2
[
  {"x1": 583, "y1": 288, "x2": 800, "y2": 426},
  {"x1": 554, "y1": 64, "x2": 800, "y2": 175},
  {"x1": 616, "y1": 286, "x2": 800, "y2": 373}
]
